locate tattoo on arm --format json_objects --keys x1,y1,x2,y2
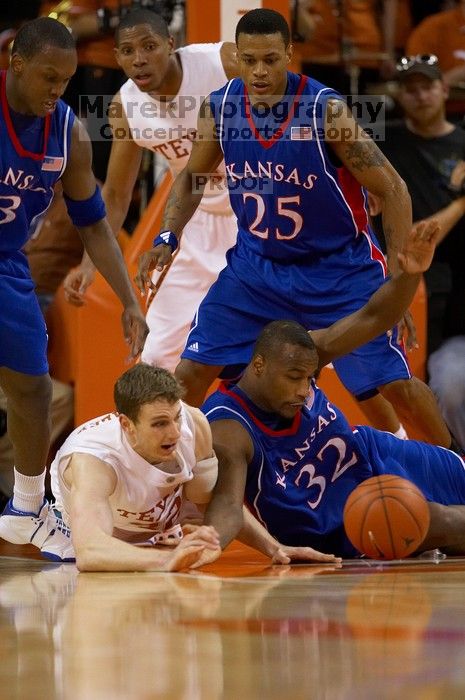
[
  {"x1": 345, "y1": 141, "x2": 386, "y2": 171},
  {"x1": 161, "y1": 188, "x2": 185, "y2": 230}
]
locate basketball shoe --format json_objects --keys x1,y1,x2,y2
[{"x1": 0, "y1": 499, "x2": 75, "y2": 562}]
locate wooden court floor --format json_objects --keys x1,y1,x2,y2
[{"x1": 0, "y1": 541, "x2": 465, "y2": 699}]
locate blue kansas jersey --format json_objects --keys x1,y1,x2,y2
[
  {"x1": 181, "y1": 71, "x2": 401, "y2": 396},
  {"x1": 0, "y1": 70, "x2": 74, "y2": 251},
  {"x1": 203, "y1": 382, "x2": 465, "y2": 557},
  {"x1": 0, "y1": 70, "x2": 74, "y2": 374},
  {"x1": 209, "y1": 71, "x2": 374, "y2": 262}
]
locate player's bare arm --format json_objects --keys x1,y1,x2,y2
[
  {"x1": 61, "y1": 118, "x2": 148, "y2": 357},
  {"x1": 422, "y1": 502, "x2": 465, "y2": 555},
  {"x1": 160, "y1": 98, "x2": 223, "y2": 233},
  {"x1": 220, "y1": 41, "x2": 239, "y2": 78},
  {"x1": 325, "y1": 99, "x2": 412, "y2": 277},
  {"x1": 135, "y1": 97, "x2": 223, "y2": 293},
  {"x1": 367, "y1": 190, "x2": 465, "y2": 246},
  {"x1": 419, "y1": 198, "x2": 465, "y2": 245},
  {"x1": 66, "y1": 454, "x2": 219, "y2": 572},
  {"x1": 326, "y1": 99, "x2": 418, "y2": 349},
  {"x1": 312, "y1": 219, "x2": 440, "y2": 368},
  {"x1": 203, "y1": 420, "x2": 251, "y2": 549},
  {"x1": 414, "y1": 159, "x2": 465, "y2": 245},
  {"x1": 104, "y1": 93, "x2": 144, "y2": 233},
  {"x1": 63, "y1": 94, "x2": 144, "y2": 306}
]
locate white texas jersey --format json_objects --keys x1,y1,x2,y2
[
  {"x1": 50, "y1": 402, "x2": 197, "y2": 543},
  {"x1": 119, "y1": 42, "x2": 231, "y2": 214}
]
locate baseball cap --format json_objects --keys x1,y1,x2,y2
[{"x1": 396, "y1": 54, "x2": 442, "y2": 82}]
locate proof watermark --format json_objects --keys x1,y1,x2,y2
[{"x1": 191, "y1": 172, "x2": 274, "y2": 196}]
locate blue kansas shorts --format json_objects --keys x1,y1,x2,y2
[{"x1": 0, "y1": 251, "x2": 48, "y2": 375}]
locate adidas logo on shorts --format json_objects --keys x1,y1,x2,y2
[{"x1": 187, "y1": 342, "x2": 199, "y2": 352}]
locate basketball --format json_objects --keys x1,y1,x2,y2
[{"x1": 343, "y1": 475, "x2": 431, "y2": 559}]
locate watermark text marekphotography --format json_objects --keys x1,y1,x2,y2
[{"x1": 80, "y1": 93, "x2": 386, "y2": 143}]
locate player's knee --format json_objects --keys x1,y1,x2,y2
[
  {"x1": 3, "y1": 373, "x2": 52, "y2": 422},
  {"x1": 175, "y1": 359, "x2": 210, "y2": 390},
  {"x1": 175, "y1": 360, "x2": 219, "y2": 406},
  {"x1": 5, "y1": 373, "x2": 52, "y2": 405},
  {"x1": 380, "y1": 377, "x2": 426, "y2": 408}
]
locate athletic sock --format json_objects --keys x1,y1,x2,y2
[
  {"x1": 12, "y1": 468, "x2": 46, "y2": 514},
  {"x1": 393, "y1": 424, "x2": 408, "y2": 440}
]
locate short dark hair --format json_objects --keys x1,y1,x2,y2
[
  {"x1": 235, "y1": 8, "x2": 290, "y2": 47},
  {"x1": 253, "y1": 320, "x2": 316, "y2": 360},
  {"x1": 12, "y1": 17, "x2": 75, "y2": 60},
  {"x1": 116, "y1": 8, "x2": 170, "y2": 44},
  {"x1": 114, "y1": 363, "x2": 183, "y2": 421}
]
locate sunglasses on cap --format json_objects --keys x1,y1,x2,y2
[{"x1": 396, "y1": 54, "x2": 439, "y2": 72}]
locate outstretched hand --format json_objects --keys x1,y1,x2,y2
[
  {"x1": 271, "y1": 544, "x2": 342, "y2": 565},
  {"x1": 135, "y1": 244, "x2": 173, "y2": 295},
  {"x1": 397, "y1": 219, "x2": 440, "y2": 275}
]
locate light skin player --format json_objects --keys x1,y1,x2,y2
[
  {"x1": 200, "y1": 222, "x2": 465, "y2": 560},
  {"x1": 52, "y1": 365, "x2": 220, "y2": 571},
  {"x1": 136, "y1": 9, "x2": 451, "y2": 449},
  {"x1": 0, "y1": 18, "x2": 148, "y2": 557}
]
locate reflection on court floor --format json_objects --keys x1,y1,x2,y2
[{"x1": 0, "y1": 544, "x2": 465, "y2": 698}]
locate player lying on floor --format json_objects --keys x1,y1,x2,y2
[
  {"x1": 43, "y1": 218, "x2": 460, "y2": 570},
  {"x1": 201, "y1": 224, "x2": 465, "y2": 561},
  {"x1": 48, "y1": 362, "x2": 343, "y2": 570}
]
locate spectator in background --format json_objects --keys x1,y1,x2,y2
[
  {"x1": 295, "y1": 0, "x2": 398, "y2": 93},
  {"x1": 406, "y1": 0, "x2": 465, "y2": 113},
  {"x1": 372, "y1": 56, "x2": 465, "y2": 449},
  {"x1": 378, "y1": 57, "x2": 465, "y2": 354},
  {"x1": 428, "y1": 336, "x2": 465, "y2": 451},
  {"x1": 392, "y1": 0, "x2": 413, "y2": 59}
]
